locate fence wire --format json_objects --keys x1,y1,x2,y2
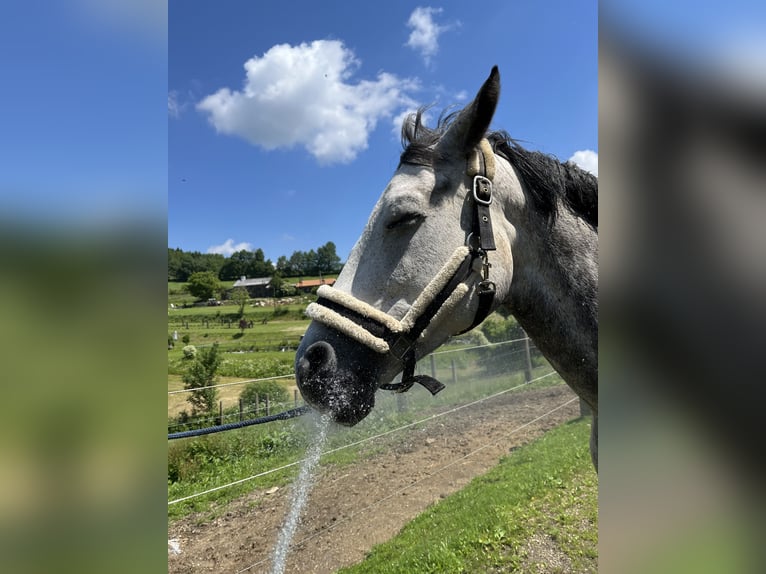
[{"x1": 168, "y1": 338, "x2": 557, "y2": 506}]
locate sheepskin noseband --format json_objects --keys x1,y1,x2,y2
[{"x1": 305, "y1": 245, "x2": 472, "y2": 356}]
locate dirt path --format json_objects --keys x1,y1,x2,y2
[{"x1": 168, "y1": 385, "x2": 584, "y2": 573}]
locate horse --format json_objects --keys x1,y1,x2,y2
[{"x1": 294, "y1": 66, "x2": 598, "y2": 468}]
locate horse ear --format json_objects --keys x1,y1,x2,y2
[{"x1": 437, "y1": 66, "x2": 500, "y2": 158}]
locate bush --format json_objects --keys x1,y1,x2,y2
[
  {"x1": 218, "y1": 356, "x2": 293, "y2": 378},
  {"x1": 182, "y1": 345, "x2": 197, "y2": 359},
  {"x1": 182, "y1": 343, "x2": 221, "y2": 414},
  {"x1": 240, "y1": 380, "x2": 290, "y2": 412}
]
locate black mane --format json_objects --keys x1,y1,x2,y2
[{"x1": 400, "y1": 109, "x2": 598, "y2": 228}]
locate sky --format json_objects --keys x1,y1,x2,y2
[
  {"x1": 168, "y1": 1, "x2": 598, "y2": 262},
  {"x1": 1, "y1": 0, "x2": 167, "y2": 228}
]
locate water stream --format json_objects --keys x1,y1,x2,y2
[{"x1": 270, "y1": 413, "x2": 331, "y2": 574}]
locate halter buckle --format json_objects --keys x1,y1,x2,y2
[
  {"x1": 473, "y1": 175, "x2": 493, "y2": 205},
  {"x1": 388, "y1": 335, "x2": 416, "y2": 362}
]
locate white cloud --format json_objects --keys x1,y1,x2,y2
[
  {"x1": 168, "y1": 91, "x2": 180, "y2": 118},
  {"x1": 568, "y1": 149, "x2": 599, "y2": 177},
  {"x1": 207, "y1": 239, "x2": 253, "y2": 256},
  {"x1": 405, "y1": 7, "x2": 456, "y2": 66},
  {"x1": 197, "y1": 40, "x2": 417, "y2": 164},
  {"x1": 454, "y1": 89, "x2": 469, "y2": 102}
]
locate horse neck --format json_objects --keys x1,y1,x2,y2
[{"x1": 504, "y1": 206, "x2": 598, "y2": 411}]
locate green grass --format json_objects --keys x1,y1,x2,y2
[
  {"x1": 338, "y1": 418, "x2": 597, "y2": 574},
  {"x1": 167, "y1": 373, "x2": 566, "y2": 522},
  {"x1": 167, "y1": 280, "x2": 571, "y2": 538}
]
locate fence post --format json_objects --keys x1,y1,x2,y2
[
  {"x1": 265, "y1": 395, "x2": 270, "y2": 416},
  {"x1": 524, "y1": 336, "x2": 533, "y2": 383},
  {"x1": 294, "y1": 389, "x2": 299, "y2": 407},
  {"x1": 217, "y1": 401, "x2": 223, "y2": 425},
  {"x1": 239, "y1": 399, "x2": 243, "y2": 421},
  {"x1": 255, "y1": 393, "x2": 259, "y2": 416},
  {"x1": 451, "y1": 359, "x2": 457, "y2": 384}
]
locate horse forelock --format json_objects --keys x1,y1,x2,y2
[
  {"x1": 398, "y1": 107, "x2": 457, "y2": 168},
  {"x1": 398, "y1": 110, "x2": 598, "y2": 229}
]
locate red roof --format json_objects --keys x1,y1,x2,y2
[{"x1": 294, "y1": 278, "x2": 336, "y2": 288}]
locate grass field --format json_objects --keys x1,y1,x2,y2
[
  {"x1": 338, "y1": 418, "x2": 597, "y2": 574},
  {"x1": 167, "y1": 282, "x2": 597, "y2": 572},
  {"x1": 168, "y1": 280, "x2": 313, "y2": 423},
  {"x1": 167, "y1": 368, "x2": 563, "y2": 520}
]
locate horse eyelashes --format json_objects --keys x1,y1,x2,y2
[{"x1": 386, "y1": 213, "x2": 425, "y2": 230}]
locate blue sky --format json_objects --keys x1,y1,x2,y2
[
  {"x1": 1, "y1": 0, "x2": 167, "y2": 227},
  {"x1": 169, "y1": 1, "x2": 598, "y2": 262}
]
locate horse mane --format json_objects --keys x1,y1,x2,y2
[{"x1": 400, "y1": 108, "x2": 598, "y2": 229}]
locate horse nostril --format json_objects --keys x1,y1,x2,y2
[{"x1": 299, "y1": 341, "x2": 337, "y2": 378}]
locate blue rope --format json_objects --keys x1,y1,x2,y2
[{"x1": 167, "y1": 406, "x2": 311, "y2": 440}]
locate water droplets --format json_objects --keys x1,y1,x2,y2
[{"x1": 270, "y1": 412, "x2": 331, "y2": 574}]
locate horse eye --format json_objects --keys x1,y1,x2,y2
[{"x1": 386, "y1": 213, "x2": 424, "y2": 230}]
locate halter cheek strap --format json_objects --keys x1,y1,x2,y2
[{"x1": 305, "y1": 139, "x2": 497, "y2": 395}]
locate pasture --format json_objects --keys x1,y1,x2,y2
[
  {"x1": 168, "y1": 382, "x2": 596, "y2": 573},
  {"x1": 168, "y1": 284, "x2": 597, "y2": 572},
  {"x1": 167, "y1": 282, "x2": 314, "y2": 420}
]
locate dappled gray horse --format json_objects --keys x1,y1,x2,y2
[{"x1": 295, "y1": 67, "x2": 598, "y2": 468}]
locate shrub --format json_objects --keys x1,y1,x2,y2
[
  {"x1": 182, "y1": 343, "x2": 221, "y2": 414},
  {"x1": 182, "y1": 345, "x2": 197, "y2": 359},
  {"x1": 240, "y1": 380, "x2": 290, "y2": 413},
  {"x1": 218, "y1": 356, "x2": 293, "y2": 378}
]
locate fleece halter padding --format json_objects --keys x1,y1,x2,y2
[
  {"x1": 467, "y1": 138, "x2": 496, "y2": 181},
  {"x1": 305, "y1": 245, "x2": 471, "y2": 355}
]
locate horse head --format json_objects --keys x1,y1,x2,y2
[{"x1": 295, "y1": 67, "x2": 525, "y2": 425}]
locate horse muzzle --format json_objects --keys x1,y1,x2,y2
[{"x1": 295, "y1": 330, "x2": 381, "y2": 426}]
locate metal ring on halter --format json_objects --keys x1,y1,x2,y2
[
  {"x1": 465, "y1": 232, "x2": 481, "y2": 251},
  {"x1": 473, "y1": 175, "x2": 493, "y2": 205}
]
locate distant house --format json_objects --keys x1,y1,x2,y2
[
  {"x1": 294, "y1": 278, "x2": 336, "y2": 293},
  {"x1": 231, "y1": 276, "x2": 273, "y2": 298}
]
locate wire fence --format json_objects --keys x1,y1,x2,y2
[
  {"x1": 168, "y1": 370, "x2": 561, "y2": 507},
  {"x1": 167, "y1": 337, "x2": 593, "y2": 574},
  {"x1": 167, "y1": 337, "x2": 567, "y2": 507},
  {"x1": 167, "y1": 337, "x2": 544, "y2": 434}
]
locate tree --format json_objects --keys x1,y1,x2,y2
[
  {"x1": 305, "y1": 249, "x2": 318, "y2": 275},
  {"x1": 287, "y1": 251, "x2": 309, "y2": 277},
  {"x1": 275, "y1": 255, "x2": 290, "y2": 275},
  {"x1": 248, "y1": 248, "x2": 274, "y2": 278},
  {"x1": 230, "y1": 286, "x2": 249, "y2": 316},
  {"x1": 316, "y1": 241, "x2": 341, "y2": 274},
  {"x1": 219, "y1": 249, "x2": 255, "y2": 281},
  {"x1": 187, "y1": 271, "x2": 222, "y2": 300},
  {"x1": 182, "y1": 343, "x2": 221, "y2": 414},
  {"x1": 168, "y1": 248, "x2": 225, "y2": 281}
]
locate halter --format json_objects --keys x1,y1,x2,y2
[{"x1": 305, "y1": 139, "x2": 497, "y2": 395}]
